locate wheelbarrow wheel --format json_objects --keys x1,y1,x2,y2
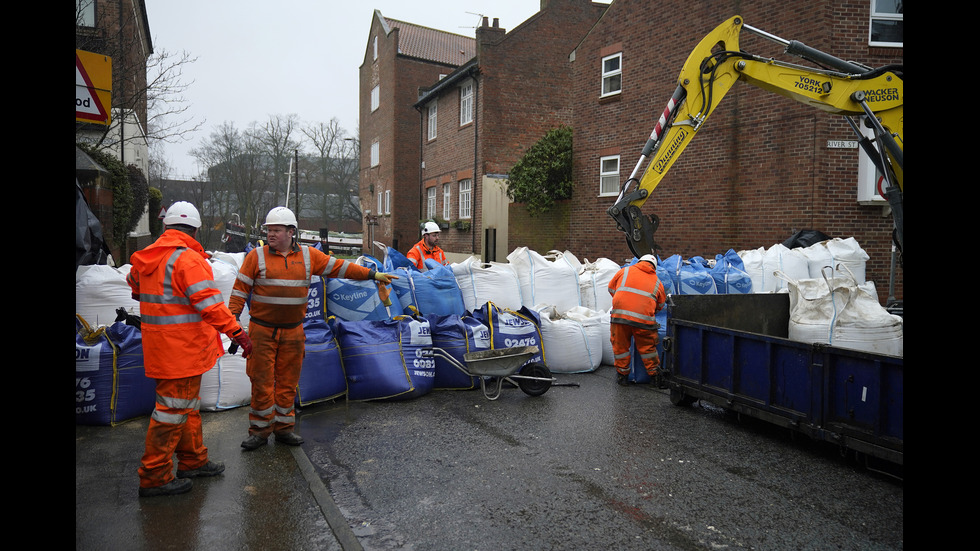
[{"x1": 517, "y1": 362, "x2": 551, "y2": 397}]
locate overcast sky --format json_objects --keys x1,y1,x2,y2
[{"x1": 146, "y1": 1, "x2": 553, "y2": 179}]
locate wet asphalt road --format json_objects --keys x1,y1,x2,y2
[
  {"x1": 298, "y1": 367, "x2": 903, "y2": 550},
  {"x1": 76, "y1": 366, "x2": 902, "y2": 550}
]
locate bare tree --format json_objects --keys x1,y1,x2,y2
[
  {"x1": 304, "y1": 119, "x2": 361, "y2": 231},
  {"x1": 260, "y1": 114, "x2": 302, "y2": 211},
  {"x1": 191, "y1": 122, "x2": 272, "y2": 246}
]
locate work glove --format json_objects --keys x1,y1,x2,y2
[
  {"x1": 229, "y1": 327, "x2": 252, "y2": 359},
  {"x1": 373, "y1": 271, "x2": 398, "y2": 284}
]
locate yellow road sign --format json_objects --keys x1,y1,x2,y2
[{"x1": 76, "y1": 49, "x2": 112, "y2": 125}]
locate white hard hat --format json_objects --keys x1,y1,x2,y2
[
  {"x1": 163, "y1": 201, "x2": 202, "y2": 228},
  {"x1": 421, "y1": 221, "x2": 441, "y2": 235},
  {"x1": 639, "y1": 254, "x2": 658, "y2": 267},
  {"x1": 263, "y1": 206, "x2": 298, "y2": 227}
]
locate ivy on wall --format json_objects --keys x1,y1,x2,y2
[{"x1": 506, "y1": 125, "x2": 573, "y2": 216}]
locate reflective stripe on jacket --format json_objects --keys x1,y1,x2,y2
[
  {"x1": 406, "y1": 240, "x2": 447, "y2": 271},
  {"x1": 230, "y1": 244, "x2": 374, "y2": 327},
  {"x1": 128, "y1": 229, "x2": 240, "y2": 379},
  {"x1": 607, "y1": 262, "x2": 666, "y2": 330}
]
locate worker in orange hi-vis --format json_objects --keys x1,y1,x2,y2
[
  {"x1": 230, "y1": 207, "x2": 396, "y2": 451},
  {"x1": 128, "y1": 201, "x2": 252, "y2": 497},
  {"x1": 607, "y1": 255, "x2": 667, "y2": 387},
  {"x1": 406, "y1": 221, "x2": 448, "y2": 271}
]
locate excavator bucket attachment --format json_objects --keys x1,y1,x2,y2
[{"x1": 623, "y1": 206, "x2": 661, "y2": 258}]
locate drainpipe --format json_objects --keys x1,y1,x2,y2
[{"x1": 472, "y1": 77, "x2": 478, "y2": 255}]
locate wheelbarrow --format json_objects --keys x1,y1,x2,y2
[{"x1": 422, "y1": 345, "x2": 554, "y2": 400}]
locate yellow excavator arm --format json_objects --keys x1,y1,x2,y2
[{"x1": 608, "y1": 15, "x2": 903, "y2": 258}]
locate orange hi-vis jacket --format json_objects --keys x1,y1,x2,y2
[
  {"x1": 607, "y1": 261, "x2": 667, "y2": 330},
  {"x1": 229, "y1": 244, "x2": 375, "y2": 327},
  {"x1": 406, "y1": 239, "x2": 447, "y2": 271},
  {"x1": 127, "y1": 229, "x2": 241, "y2": 379}
]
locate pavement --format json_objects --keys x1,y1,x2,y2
[{"x1": 75, "y1": 401, "x2": 360, "y2": 551}]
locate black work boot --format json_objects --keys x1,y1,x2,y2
[
  {"x1": 275, "y1": 432, "x2": 304, "y2": 446},
  {"x1": 241, "y1": 434, "x2": 268, "y2": 451},
  {"x1": 177, "y1": 461, "x2": 225, "y2": 479},
  {"x1": 139, "y1": 478, "x2": 192, "y2": 497},
  {"x1": 617, "y1": 373, "x2": 630, "y2": 386}
]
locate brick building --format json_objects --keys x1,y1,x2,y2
[
  {"x1": 358, "y1": 10, "x2": 477, "y2": 255},
  {"x1": 413, "y1": 0, "x2": 607, "y2": 262}
]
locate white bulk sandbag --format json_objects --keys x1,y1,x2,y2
[
  {"x1": 780, "y1": 269, "x2": 902, "y2": 357},
  {"x1": 801, "y1": 237, "x2": 870, "y2": 283},
  {"x1": 564, "y1": 306, "x2": 611, "y2": 367},
  {"x1": 76, "y1": 264, "x2": 141, "y2": 326},
  {"x1": 578, "y1": 258, "x2": 620, "y2": 312},
  {"x1": 200, "y1": 334, "x2": 252, "y2": 411},
  {"x1": 210, "y1": 251, "x2": 246, "y2": 271},
  {"x1": 534, "y1": 305, "x2": 604, "y2": 373},
  {"x1": 507, "y1": 247, "x2": 582, "y2": 313},
  {"x1": 759, "y1": 244, "x2": 809, "y2": 293},
  {"x1": 739, "y1": 247, "x2": 766, "y2": 293},
  {"x1": 451, "y1": 256, "x2": 523, "y2": 312},
  {"x1": 209, "y1": 256, "x2": 240, "y2": 308}
]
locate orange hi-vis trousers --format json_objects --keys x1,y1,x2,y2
[
  {"x1": 245, "y1": 322, "x2": 306, "y2": 437},
  {"x1": 138, "y1": 376, "x2": 209, "y2": 489},
  {"x1": 610, "y1": 323, "x2": 661, "y2": 377}
]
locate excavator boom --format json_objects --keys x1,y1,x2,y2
[{"x1": 608, "y1": 16, "x2": 903, "y2": 259}]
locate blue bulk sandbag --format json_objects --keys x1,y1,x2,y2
[
  {"x1": 406, "y1": 263, "x2": 467, "y2": 316},
  {"x1": 332, "y1": 316, "x2": 434, "y2": 401},
  {"x1": 304, "y1": 276, "x2": 327, "y2": 326},
  {"x1": 386, "y1": 268, "x2": 418, "y2": 315},
  {"x1": 626, "y1": 315, "x2": 667, "y2": 384},
  {"x1": 383, "y1": 246, "x2": 419, "y2": 272},
  {"x1": 663, "y1": 255, "x2": 717, "y2": 295},
  {"x1": 472, "y1": 302, "x2": 546, "y2": 368},
  {"x1": 711, "y1": 249, "x2": 753, "y2": 294},
  {"x1": 296, "y1": 320, "x2": 346, "y2": 406},
  {"x1": 326, "y1": 278, "x2": 404, "y2": 321},
  {"x1": 426, "y1": 313, "x2": 491, "y2": 389},
  {"x1": 75, "y1": 317, "x2": 155, "y2": 426}
]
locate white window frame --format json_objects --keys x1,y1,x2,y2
[
  {"x1": 869, "y1": 0, "x2": 903, "y2": 47},
  {"x1": 428, "y1": 101, "x2": 438, "y2": 140},
  {"x1": 372, "y1": 36, "x2": 378, "y2": 60},
  {"x1": 856, "y1": 116, "x2": 890, "y2": 204},
  {"x1": 426, "y1": 187, "x2": 436, "y2": 219},
  {"x1": 377, "y1": 190, "x2": 383, "y2": 213},
  {"x1": 371, "y1": 85, "x2": 380, "y2": 112},
  {"x1": 601, "y1": 52, "x2": 622, "y2": 98},
  {"x1": 443, "y1": 184, "x2": 451, "y2": 220},
  {"x1": 370, "y1": 140, "x2": 379, "y2": 167},
  {"x1": 458, "y1": 179, "x2": 472, "y2": 219},
  {"x1": 385, "y1": 190, "x2": 391, "y2": 215},
  {"x1": 599, "y1": 155, "x2": 620, "y2": 196},
  {"x1": 460, "y1": 81, "x2": 473, "y2": 126}
]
